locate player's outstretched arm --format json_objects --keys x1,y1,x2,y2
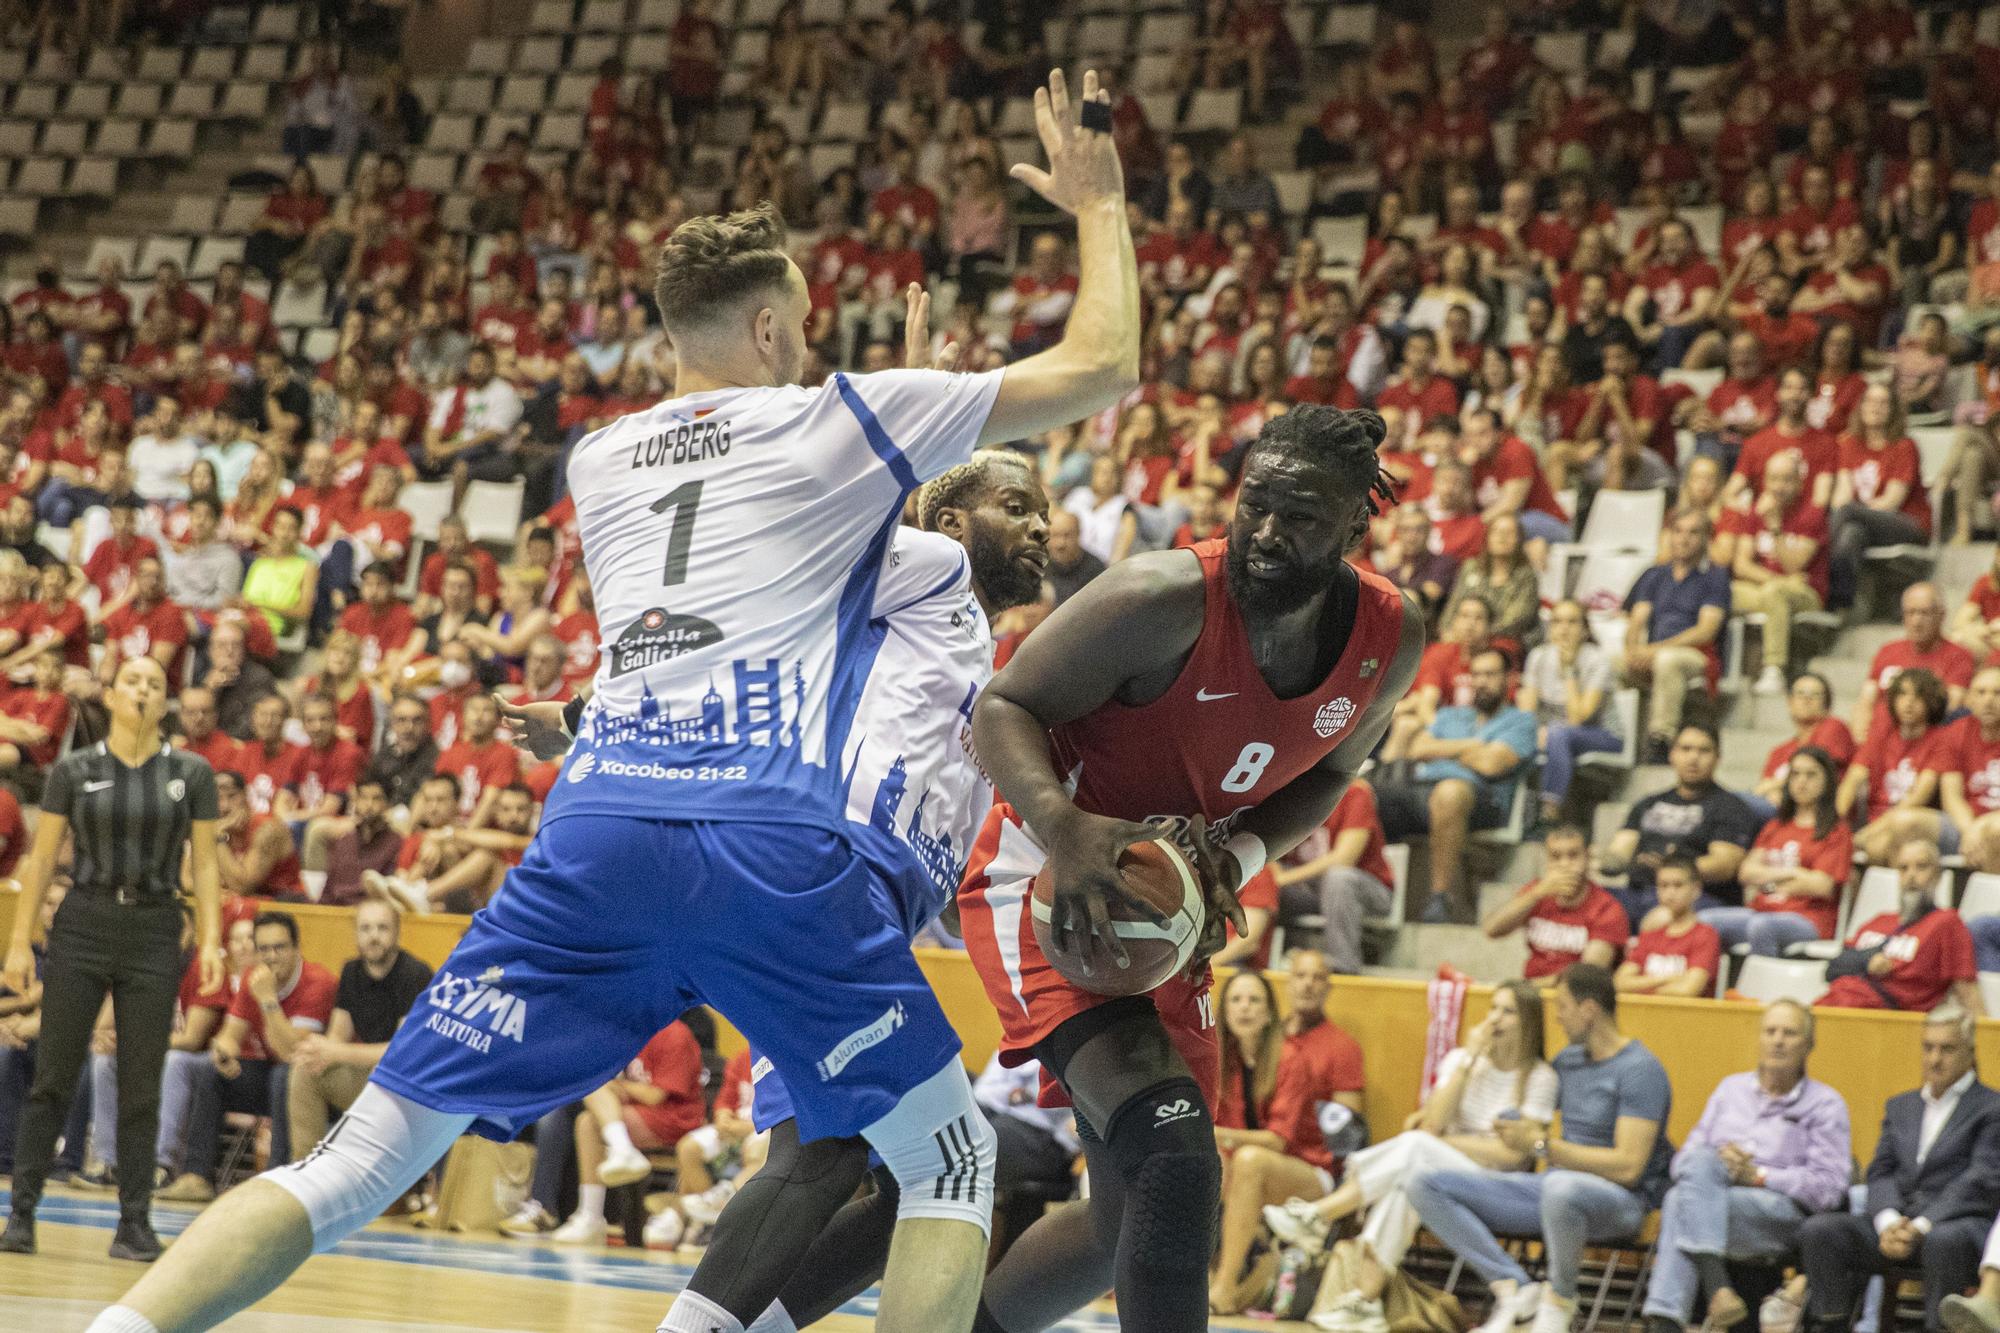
[
  {"x1": 972, "y1": 550, "x2": 1206, "y2": 957},
  {"x1": 1216, "y1": 593, "x2": 1428, "y2": 882},
  {"x1": 978, "y1": 68, "x2": 1140, "y2": 448}
]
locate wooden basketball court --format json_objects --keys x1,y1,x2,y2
[{"x1": 0, "y1": 1186, "x2": 1269, "y2": 1331}]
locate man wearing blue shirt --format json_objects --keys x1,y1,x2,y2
[
  {"x1": 1623, "y1": 510, "x2": 1731, "y2": 763},
  {"x1": 1408, "y1": 963, "x2": 1674, "y2": 1333},
  {"x1": 1377, "y1": 647, "x2": 1537, "y2": 922}
]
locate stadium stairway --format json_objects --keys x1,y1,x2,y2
[{"x1": 1365, "y1": 541, "x2": 1998, "y2": 984}]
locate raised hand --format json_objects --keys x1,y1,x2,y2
[
  {"x1": 1009, "y1": 69, "x2": 1125, "y2": 217},
  {"x1": 902, "y1": 283, "x2": 961, "y2": 372}
]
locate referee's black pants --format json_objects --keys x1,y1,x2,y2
[{"x1": 11, "y1": 893, "x2": 182, "y2": 1221}]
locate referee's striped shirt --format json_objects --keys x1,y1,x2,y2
[{"x1": 41, "y1": 743, "x2": 218, "y2": 897}]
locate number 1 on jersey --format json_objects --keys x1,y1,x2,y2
[{"x1": 650, "y1": 479, "x2": 704, "y2": 587}]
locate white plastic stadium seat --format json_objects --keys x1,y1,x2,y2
[
  {"x1": 1311, "y1": 215, "x2": 1368, "y2": 265},
  {"x1": 145, "y1": 120, "x2": 197, "y2": 160},
  {"x1": 12, "y1": 85, "x2": 59, "y2": 120},
  {"x1": 252, "y1": 5, "x2": 303, "y2": 41},
  {"x1": 190, "y1": 236, "x2": 245, "y2": 279},
  {"x1": 40, "y1": 122, "x2": 87, "y2": 156},
  {"x1": 528, "y1": 0, "x2": 572, "y2": 31},
  {"x1": 579, "y1": 0, "x2": 624, "y2": 30},
  {"x1": 239, "y1": 45, "x2": 291, "y2": 83},
  {"x1": 1790, "y1": 866, "x2": 1899, "y2": 960},
  {"x1": 571, "y1": 35, "x2": 619, "y2": 72},
  {"x1": 86, "y1": 237, "x2": 140, "y2": 275},
  {"x1": 534, "y1": 114, "x2": 584, "y2": 151},
  {"x1": 549, "y1": 74, "x2": 595, "y2": 112},
  {"x1": 68, "y1": 158, "x2": 117, "y2": 198},
  {"x1": 1570, "y1": 549, "x2": 1652, "y2": 617},
  {"x1": 1960, "y1": 873, "x2": 2000, "y2": 921},
  {"x1": 188, "y1": 46, "x2": 237, "y2": 81},
  {"x1": 168, "y1": 83, "x2": 218, "y2": 118},
  {"x1": 0, "y1": 198, "x2": 35, "y2": 238},
  {"x1": 65, "y1": 84, "x2": 113, "y2": 119},
  {"x1": 220, "y1": 82, "x2": 270, "y2": 119},
  {"x1": 137, "y1": 47, "x2": 184, "y2": 81},
  {"x1": 94, "y1": 120, "x2": 144, "y2": 158},
  {"x1": 272, "y1": 278, "x2": 328, "y2": 330},
  {"x1": 466, "y1": 36, "x2": 511, "y2": 73},
  {"x1": 1320, "y1": 4, "x2": 1378, "y2": 46},
  {"x1": 11, "y1": 159, "x2": 65, "y2": 197},
  {"x1": 1136, "y1": 12, "x2": 1191, "y2": 49},
  {"x1": 461, "y1": 480, "x2": 526, "y2": 547},
  {"x1": 1983, "y1": 974, "x2": 2000, "y2": 1018},
  {"x1": 0, "y1": 123, "x2": 33, "y2": 157},
  {"x1": 427, "y1": 113, "x2": 476, "y2": 154},
  {"x1": 1181, "y1": 88, "x2": 1242, "y2": 134},
  {"x1": 400, "y1": 481, "x2": 454, "y2": 544},
  {"x1": 137, "y1": 236, "x2": 194, "y2": 275},
  {"x1": 1734, "y1": 956, "x2": 1828, "y2": 1006},
  {"x1": 217, "y1": 194, "x2": 265, "y2": 233},
  {"x1": 115, "y1": 85, "x2": 164, "y2": 119}
]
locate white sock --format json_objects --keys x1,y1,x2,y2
[
  {"x1": 658, "y1": 1290, "x2": 744, "y2": 1333},
  {"x1": 85, "y1": 1307, "x2": 161, "y2": 1333},
  {"x1": 577, "y1": 1183, "x2": 606, "y2": 1221},
  {"x1": 745, "y1": 1300, "x2": 797, "y2": 1333},
  {"x1": 601, "y1": 1119, "x2": 637, "y2": 1157}
]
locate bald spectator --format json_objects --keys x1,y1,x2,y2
[
  {"x1": 1852, "y1": 583, "x2": 1977, "y2": 744},
  {"x1": 1042, "y1": 510, "x2": 1105, "y2": 607},
  {"x1": 285, "y1": 901, "x2": 432, "y2": 1159},
  {"x1": 1723, "y1": 452, "x2": 1829, "y2": 695},
  {"x1": 203, "y1": 618, "x2": 279, "y2": 739}
]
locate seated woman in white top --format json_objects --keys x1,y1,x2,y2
[{"x1": 1267, "y1": 979, "x2": 1559, "y2": 1327}]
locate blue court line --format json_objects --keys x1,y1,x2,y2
[{"x1": 3, "y1": 1190, "x2": 1162, "y2": 1331}]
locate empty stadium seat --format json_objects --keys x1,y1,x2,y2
[{"x1": 1734, "y1": 955, "x2": 1829, "y2": 1005}]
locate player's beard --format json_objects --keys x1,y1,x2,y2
[
  {"x1": 1226, "y1": 534, "x2": 1337, "y2": 618},
  {"x1": 966, "y1": 522, "x2": 1044, "y2": 611}
]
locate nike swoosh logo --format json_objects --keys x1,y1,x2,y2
[
  {"x1": 1195, "y1": 689, "x2": 1238, "y2": 702},
  {"x1": 83, "y1": 781, "x2": 114, "y2": 793}
]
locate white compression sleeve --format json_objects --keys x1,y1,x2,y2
[{"x1": 263, "y1": 1082, "x2": 474, "y2": 1253}]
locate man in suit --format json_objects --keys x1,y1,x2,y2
[{"x1": 1800, "y1": 1004, "x2": 2000, "y2": 1332}]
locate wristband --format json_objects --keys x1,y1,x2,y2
[{"x1": 1223, "y1": 832, "x2": 1267, "y2": 890}]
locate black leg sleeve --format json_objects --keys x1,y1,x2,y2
[
  {"x1": 769, "y1": 1168, "x2": 902, "y2": 1328},
  {"x1": 684, "y1": 1119, "x2": 873, "y2": 1327}
]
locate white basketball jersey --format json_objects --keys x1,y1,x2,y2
[
  {"x1": 845, "y1": 529, "x2": 996, "y2": 917},
  {"x1": 550, "y1": 368, "x2": 1004, "y2": 829}
]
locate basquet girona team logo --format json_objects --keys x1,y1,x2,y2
[{"x1": 1314, "y1": 697, "x2": 1356, "y2": 738}]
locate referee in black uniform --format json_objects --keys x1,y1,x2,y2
[{"x1": 1, "y1": 655, "x2": 222, "y2": 1261}]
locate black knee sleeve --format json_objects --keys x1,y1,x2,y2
[{"x1": 1098, "y1": 1076, "x2": 1221, "y2": 1272}]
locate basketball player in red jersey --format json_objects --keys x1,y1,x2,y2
[{"x1": 957, "y1": 405, "x2": 1425, "y2": 1333}]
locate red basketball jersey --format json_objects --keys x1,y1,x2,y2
[{"x1": 1046, "y1": 541, "x2": 1409, "y2": 834}]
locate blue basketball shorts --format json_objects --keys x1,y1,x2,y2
[{"x1": 370, "y1": 815, "x2": 963, "y2": 1143}]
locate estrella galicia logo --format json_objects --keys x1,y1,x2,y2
[{"x1": 610, "y1": 606, "x2": 724, "y2": 676}]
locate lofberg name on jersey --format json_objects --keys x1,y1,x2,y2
[{"x1": 545, "y1": 368, "x2": 1006, "y2": 834}]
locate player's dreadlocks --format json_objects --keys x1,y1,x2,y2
[
  {"x1": 1247, "y1": 405, "x2": 1399, "y2": 518},
  {"x1": 915, "y1": 449, "x2": 1036, "y2": 532}
]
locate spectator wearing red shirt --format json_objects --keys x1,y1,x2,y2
[
  {"x1": 0, "y1": 648, "x2": 69, "y2": 772},
  {"x1": 1965, "y1": 161, "x2": 2000, "y2": 268},
  {"x1": 274, "y1": 695, "x2": 367, "y2": 823},
  {"x1": 1733, "y1": 273, "x2": 1822, "y2": 374},
  {"x1": 1272, "y1": 780, "x2": 1395, "y2": 974},
  {"x1": 1726, "y1": 368, "x2": 1838, "y2": 512},
  {"x1": 338, "y1": 562, "x2": 420, "y2": 681},
  {"x1": 1615, "y1": 859, "x2": 1721, "y2": 997},
  {"x1": 1377, "y1": 331, "x2": 1460, "y2": 451},
  {"x1": 1751, "y1": 671, "x2": 1856, "y2": 814},
  {"x1": 1839, "y1": 666, "x2": 1954, "y2": 863},
  {"x1": 1776, "y1": 166, "x2": 1862, "y2": 277},
  {"x1": 1136, "y1": 197, "x2": 1222, "y2": 297},
  {"x1": 1625, "y1": 220, "x2": 1718, "y2": 370},
  {"x1": 184, "y1": 911, "x2": 338, "y2": 1182},
  {"x1": 470, "y1": 132, "x2": 541, "y2": 233},
  {"x1": 1483, "y1": 825, "x2": 1627, "y2": 978},
  {"x1": 1460, "y1": 408, "x2": 1568, "y2": 547},
  {"x1": 1209, "y1": 959, "x2": 1365, "y2": 1316},
  {"x1": 1560, "y1": 338, "x2": 1673, "y2": 494},
  {"x1": 97, "y1": 557, "x2": 188, "y2": 687},
  {"x1": 246, "y1": 163, "x2": 329, "y2": 283},
  {"x1": 665, "y1": 0, "x2": 724, "y2": 129},
  {"x1": 174, "y1": 686, "x2": 243, "y2": 776},
  {"x1": 342, "y1": 472, "x2": 415, "y2": 581},
  {"x1": 418, "y1": 516, "x2": 501, "y2": 613},
  {"x1": 1792, "y1": 226, "x2": 1890, "y2": 346},
  {"x1": 471, "y1": 270, "x2": 536, "y2": 357},
  {"x1": 53, "y1": 342, "x2": 134, "y2": 430},
  {"x1": 84, "y1": 498, "x2": 162, "y2": 608},
  {"x1": 994, "y1": 235, "x2": 1077, "y2": 358},
  {"x1": 1721, "y1": 452, "x2": 1829, "y2": 691},
  {"x1": 1898, "y1": 668, "x2": 2000, "y2": 874},
  {"x1": 1827, "y1": 383, "x2": 1931, "y2": 611},
  {"x1": 1817, "y1": 841, "x2": 1979, "y2": 1014},
  {"x1": 212, "y1": 769, "x2": 304, "y2": 899},
  {"x1": 71, "y1": 256, "x2": 131, "y2": 357},
  {"x1": 548, "y1": 1019, "x2": 708, "y2": 1245},
  {"x1": 1718, "y1": 747, "x2": 1853, "y2": 956},
  {"x1": 511, "y1": 298, "x2": 576, "y2": 390},
  {"x1": 6, "y1": 311, "x2": 69, "y2": 394},
  {"x1": 1684, "y1": 331, "x2": 1776, "y2": 467},
  {"x1": 143, "y1": 260, "x2": 208, "y2": 341},
  {"x1": 234, "y1": 694, "x2": 307, "y2": 816},
  {"x1": 1383, "y1": 594, "x2": 1494, "y2": 762},
  {"x1": 435, "y1": 693, "x2": 521, "y2": 828},
  {"x1": 1852, "y1": 583, "x2": 1978, "y2": 742},
  {"x1": 1950, "y1": 546, "x2": 2000, "y2": 662},
  {"x1": 1421, "y1": 458, "x2": 1484, "y2": 562}
]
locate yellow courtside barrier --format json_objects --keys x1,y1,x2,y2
[{"x1": 284, "y1": 903, "x2": 1999, "y2": 1163}]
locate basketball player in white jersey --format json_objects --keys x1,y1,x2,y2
[{"x1": 95, "y1": 68, "x2": 1139, "y2": 1333}]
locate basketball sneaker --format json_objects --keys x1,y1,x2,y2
[
  {"x1": 1262, "y1": 1197, "x2": 1331, "y2": 1250},
  {"x1": 680, "y1": 1179, "x2": 737, "y2": 1226},
  {"x1": 549, "y1": 1211, "x2": 608, "y2": 1246},
  {"x1": 499, "y1": 1201, "x2": 557, "y2": 1237},
  {"x1": 643, "y1": 1207, "x2": 684, "y2": 1250},
  {"x1": 599, "y1": 1141, "x2": 652, "y2": 1188}
]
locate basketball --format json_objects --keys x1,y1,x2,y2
[{"x1": 1030, "y1": 838, "x2": 1205, "y2": 997}]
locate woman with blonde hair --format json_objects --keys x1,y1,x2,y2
[
  {"x1": 1272, "y1": 980, "x2": 1558, "y2": 1331},
  {"x1": 457, "y1": 566, "x2": 555, "y2": 680},
  {"x1": 1828, "y1": 380, "x2": 1932, "y2": 610}
]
